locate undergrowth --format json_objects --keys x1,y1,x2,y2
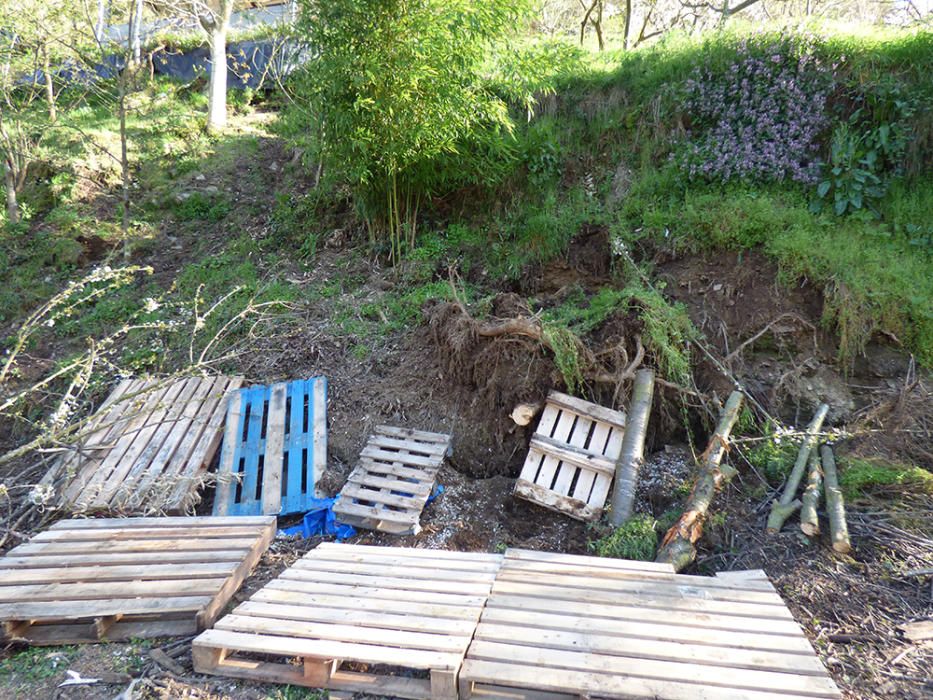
[
  {"x1": 590, "y1": 513, "x2": 659, "y2": 561},
  {"x1": 838, "y1": 457, "x2": 933, "y2": 501}
]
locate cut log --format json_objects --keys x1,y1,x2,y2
[
  {"x1": 510, "y1": 403, "x2": 541, "y2": 427},
  {"x1": 820, "y1": 445, "x2": 851, "y2": 554},
  {"x1": 655, "y1": 391, "x2": 743, "y2": 572},
  {"x1": 767, "y1": 404, "x2": 828, "y2": 534},
  {"x1": 799, "y1": 445, "x2": 823, "y2": 537},
  {"x1": 609, "y1": 368, "x2": 655, "y2": 526}
]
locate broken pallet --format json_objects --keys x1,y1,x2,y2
[
  {"x1": 332, "y1": 426, "x2": 451, "y2": 535},
  {"x1": 0, "y1": 516, "x2": 274, "y2": 645},
  {"x1": 213, "y1": 376, "x2": 327, "y2": 517},
  {"x1": 459, "y1": 548, "x2": 841, "y2": 700},
  {"x1": 513, "y1": 391, "x2": 626, "y2": 521},
  {"x1": 47, "y1": 375, "x2": 243, "y2": 515},
  {"x1": 192, "y1": 542, "x2": 502, "y2": 699}
]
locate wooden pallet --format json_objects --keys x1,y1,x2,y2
[
  {"x1": 47, "y1": 376, "x2": 243, "y2": 515},
  {"x1": 213, "y1": 377, "x2": 327, "y2": 517},
  {"x1": 192, "y1": 542, "x2": 503, "y2": 699},
  {"x1": 0, "y1": 516, "x2": 274, "y2": 645},
  {"x1": 459, "y1": 549, "x2": 841, "y2": 700},
  {"x1": 513, "y1": 391, "x2": 626, "y2": 521},
  {"x1": 332, "y1": 426, "x2": 452, "y2": 535}
]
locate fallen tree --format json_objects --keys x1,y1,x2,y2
[
  {"x1": 820, "y1": 444, "x2": 851, "y2": 554},
  {"x1": 800, "y1": 445, "x2": 823, "y2": 536},
  {"x1": 767, "y1": 403, "x2": 829, "y2": 533},
  {"x1": 656, "y1": 390, "x2": 744, "y2": 572},
  {"x1": 609, "y1": 368, "x2": 655, "y2": 525}
]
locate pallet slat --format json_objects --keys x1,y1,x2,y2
[
  {"x1": 333, "y1": 426, "x2": 452, "y2": 535},
  {"x1": 0, "y1": 516, "x2": 274, "y2": 645}
]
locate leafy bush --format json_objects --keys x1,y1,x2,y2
[
  {"x1": 590, "y1": 514, "x2": 658, "y2": 561},
  {"x1": 675, "y1": 36, "x2": 831, "y2": 184},
  {"x1": 174, "y1": 193, "x2": 230, "y2": 222},
  {"x1": 839, "y1": 457, "x2": 933, "y2": 501}
]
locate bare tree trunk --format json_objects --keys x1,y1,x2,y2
[
  {"x1": 623, "y1": 0, "x2": 633, "y2": 50},
  {"x1": 4, "y1": 157, "x2": 18, "y2": 224},
  {"x1": 610, "y1": 368, "x2": 655, "y2": 525},
  {"x1": 117, "y1": 65, "x2": 131, "y2": 258},
  {"x1": 820, "y1": 445, "x2": 851, "y2": 554},
  {"x1": 94, "y1": 0, "x2": 110, "y2": 47},
  {"x1": 800, "y1": 445, "x2": 822, "y2": 536},
  {"x1": 656, "y1": 391, "x2": 744, "y2": 572},
  {"x1": 206, "y1": 1, "x2": 233, "y2": 131},
  {"x1": 42, "y1": 47, "x2": 56, "y2": 123},
  {"x1": 593, "y1": 1, "x2": 604, "y2": 51},
  {"x1": 579, "y1": 0, "x2": 597, "y2": 46},
  {"x1": 767, "y1": 404, "x2": 828, "y2": 533},
  {"x1": 131, "y1": 0, "x2": 143, "y2": 63}
]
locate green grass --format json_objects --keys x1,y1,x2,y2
[
  {"x1": 0, "y1": 647, "x2": 78, "y2": 682},
  {"x1": 838, "y1": 457, "x2": 933, "y2": 501}
]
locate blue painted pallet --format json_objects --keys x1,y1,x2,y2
[{"x1": 213, "y1": 377, "x2": 327, "y2": 517}]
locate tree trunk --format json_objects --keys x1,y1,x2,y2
[
  {"x1": 94, "y1": 0, "x2": 110, "y2": 47},
  {"x1": 592, "y1": 1, "x2": 605, "y2": 51},
  {"x1": 42, "y1": 47, "x2": 56, "y2": 123},
  {"x1": 799, "y1": 444, "x2": 822, "y2": 536},
  {"x1": 131, "y1": 0, "x2": 143, "y2": 63},
  {"x1": 207, "y1": 0, "x2": 233, "y2": 130},
  {"x1": 821, "y1": 445, "x2": 851, "y2": 554},
  {"x1": 767, "y1": 404, "x2": 828, "y2": 533},
  {"x1": 656, "y1": 391, "x2": 744, "y2": 572},
  {"x1": 623, "y1": 0, "x2": 633, "y2": 50},
  {"x1": 610, "y1": 368, "x2": 655, "y2": 525},
  {"x1": 4, "y1": 157, "x2": 18, "y2": 224},
  {"x1": 117, "y1": 65, "x2": 130, "y2": 257}
]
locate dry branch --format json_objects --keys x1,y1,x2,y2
[
  {"x1": 821, "y1": 444, "x2": 851, "y2": 554},
  {"x1": 656, "y1": 390, "x2": 744, "y2": 572},
  {"x1": 767, "y1": 403, "x2": 828, "y2": 533},
  {"x1": 609, "y1": 368, "x2": 655, "y2": 526},
  {"x1": 800, "y1": 444, "x2": 823, "y2": 536}
]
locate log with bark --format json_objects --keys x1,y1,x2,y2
[
  {"x1": 609, "y1": 368, "x2": 655, "y2": 526},
  {"x1": 799, "y1": 444, "x2": 823, "y2": 536},
  {"x1": 820, "y1": 444, "x2": 851, "y2": 554},
  {"x1": 766, "y1": 403, "x2": 828, "y2": 533},
  {"x1": 655, "y1": 391, "x2": 744, "y2": 572}
]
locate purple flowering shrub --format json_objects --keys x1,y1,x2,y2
[{"x1": 675, "y1": 38, "x2": 833, "y2": 185}]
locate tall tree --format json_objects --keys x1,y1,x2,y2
[{"x1": 199, "y1": 0, "x2": 234, "y2": 131}]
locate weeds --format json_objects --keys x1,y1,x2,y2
[{"x1": 838, "y1": 457, "x2": 933, "y2": 501}]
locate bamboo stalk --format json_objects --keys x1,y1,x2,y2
[
  {"x1": 821, "y1": 444, "x2": 851, "y2": 554},
  {"x1": 800, "y1": 444, "x2": 823, "y2": 536},
  {"x1": 655, "y1": 391, "x2": 743, "y2": 572},
  {"x1": 609, "y1": 368, "x2": 655, "y2": 526},
  {"x1": 767, "y1": 403, "x2": 828, "y2": 533}
]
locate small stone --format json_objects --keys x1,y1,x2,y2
[
  {"x1": 193, "y1": 173, "x2": 206, "y2": 181},
  {"x1": 269, "y1": 162, "x2": 279, "y2": 172}
]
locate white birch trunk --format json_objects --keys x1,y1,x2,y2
[
  {"x1": 4, "y1": 157, "x2": 18, "y2": 223},
  {"x1": 609, "y1": 368, "x2": 655, "y2": 525},
  {"x1": 207, "y1": 23, "x2": 229, "y2": 130}
]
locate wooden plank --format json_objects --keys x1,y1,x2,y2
[
  {"x1": 332, "y1": 500, "x2": 421, "y2": 526},
  {"x1": 193, "y1": 628, "x2": 462, "y2": 670},
  {"x1": 479, "y1": 607, "x2": 815, "y2": 654},
  {"x1": 338, "y1": 483, "x2": 426, "y2": 509},
  {"x1": 484, "y1": 593, "x2": 805, "y2": 636},
  {"x1": 472, "y1": 624, "x2": 828, "y2": 675},
  {"x1": 212, "y1": 389, "x2": 245, "y2": 517},
  {"x1": 504, "y1": 548, "x2": 674, "y2": 573},
  {"x1": 493, "y1": 570, "x2": 784, "y2": 605},
  {"x1": 514, "y1": 479, "x2": 600, "y2": 521},
  {"x1": 550, "y1": 414, "x2": 592, "y2": 496},
  {"x1": 282, "y1": 378, "x2": 310, "y2": 514},
  {"x1": 533, "y1": 408, "x2": 576, "y2": 490},
  {"x1": 359, "y1": 446, "x2": 444, "y2": 469},
  {"x1": 0, "y1": 550, "x2": 255, "y2": 569},
  {"x1": 375, "y1": 425, "x2": 452, "y2": 445},
  {"x1": 0, "y1": 562, "x2": 239, "y2": 585},
  {"x1": 234, "y1": 600, "x2": 478, "y2": 636},
  {"x1": 354, "y1": 459, "x2": 437, "y2": 481},
  {"x1": 316, "y1": 542, "x2": 502, "y2": 563},
  {"x1": 291, "y1": 558, "x2": 498, "y2": 584},
  {"x1": 216, "y1": 614, "x2": 468, "y2": 653},
  {"x1": 547, "y1": 391, "x2": 626, "y2": 429},
  {"x1": 587, "y1": 421, "x2": 625, "y2": 508},
  {"x1": 253, "y1": 587, "x2": 484, "y2": 620},
  {"x1": 490, "y1": 580, "x2": 795, "y2": 620},
  {"x1": 265, "y1": 579, "x2": 489, "y2": 610},
  {"x1": 307, "y1": 549, "x2": 502, "y2": 573},
  {"x1": 570, "y1": 420, "x2": 611, "y2": 502},
  {"x1": 236, "y1": 385, "x2": 266, "y2": 516},
  {"x1": 461, "y1": 657, "x2": 838, "y2": 700},
  {"x1": 47, "y1": 515, "x2": 274, "y2": 529},
  {"x1": 0, "y1": 595, "x2": 212, "y2": 621},
  {"x1": 8, "y1": 537, "x2": 259, "y2": 556},
  {"x1": 311, "y1": 376, "x2": 327, "y2": 497},
  {"x1": 277, "y1": 568, "x2": 492, "y2": 597},
  {"x1": 31, "y1": 526, "x2": 268, "y2": 542},
  {"x1": 368, "y1": 434, "x2": 450, "y2": 457},
  {"x1": 529, "y1": 435, "x2": 616, "y2": 478},
  {"x1": 261, "y1": 382, "x2": 288, "y2": 515},
  {"x1": 5, "y1": 618, "x2": 199, "y2": 646},
  {"x1": 346, "y1": 471, "x2": 434, "y2": 496},
  {"x1": 0, "y1": 577, "x2": 229, "y2": 602}
]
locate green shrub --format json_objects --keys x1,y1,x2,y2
[
  {"x1": 174, "y1": 192, "x2": 231, "y2": 222},
  {"x1": 590, "y1": 514, "x2": 659, "y2": 561},
  {"x1": 838, "y1": 457, "x2": 933, "y2": 501}
]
